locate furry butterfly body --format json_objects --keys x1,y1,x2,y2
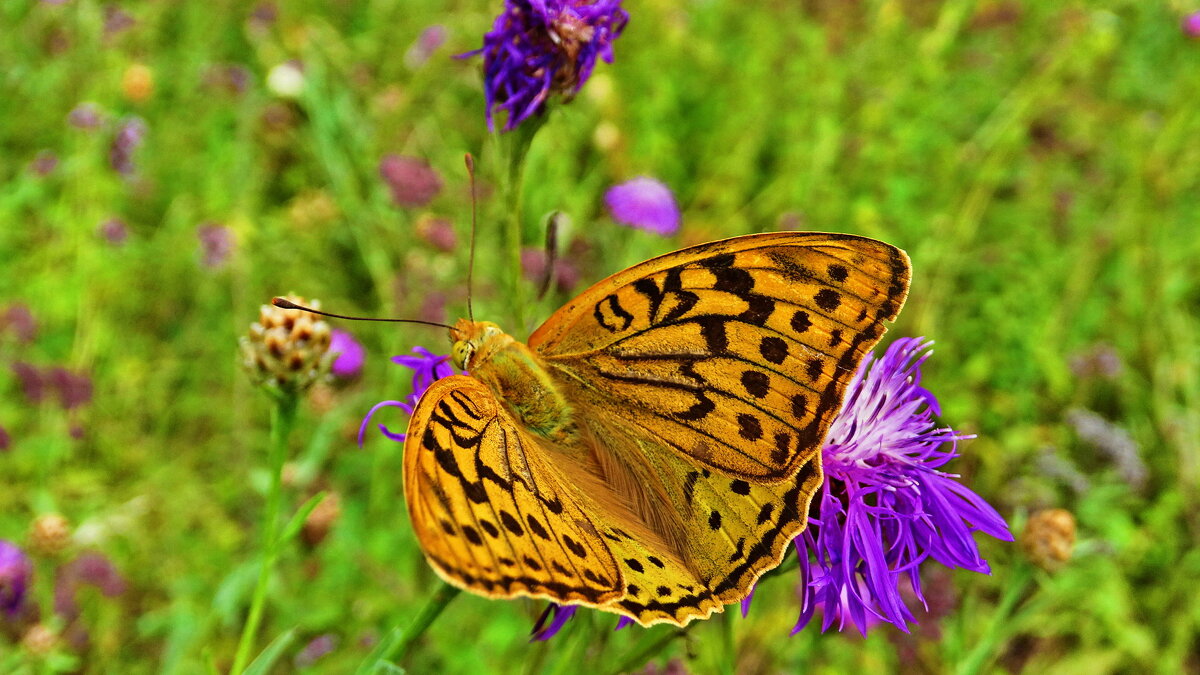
[{"x1": 402, "y1": 232, "x2": 910, "y2": 626}]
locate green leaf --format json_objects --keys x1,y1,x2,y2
[
  {"x1": 243, "y1": 628, "x2": 298, "y2": 675},
  {"x1": 279, "y1": 491, "x2": 327, "y2": 545}
]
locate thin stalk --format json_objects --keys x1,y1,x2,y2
[
  {"x1": 230, "y1": 393, "x2": 298, "y2": 675},
  {"x1": 607, "y1": 629, "x2": 688, "y2": 675},
  {"x1": 500, "y1": 117, "x2": 545, "y2": 330},
  {"x1": 359, "y1": 581, "x2": 462, "y2": 672},
  {"x1": 954, "y1": 563, "x2": 1033, "y2": 675}
]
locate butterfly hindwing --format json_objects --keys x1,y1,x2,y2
[
  {"x1": 529, "y1": 232, "x2": 910, "y2": 481},
  {"x1": 403, "y1": 375, "x2": 623, "y2": 607}
]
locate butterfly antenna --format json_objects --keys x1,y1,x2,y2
[
  {"x1": 464, "y1": 153, "x2": 478, "y2": 323},
  {"x1": 271, "y1": 297, "x2": 455, "y2": 330}
]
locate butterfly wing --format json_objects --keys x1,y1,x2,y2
[
  {"x1": 529, "y1": 231, "x2": 910, "y2": 482},
  {"x1": 403, "y1": 375, "x2": 623, "y2": 607}
]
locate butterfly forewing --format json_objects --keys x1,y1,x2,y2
[
  {"x1": 403, "y1": 376, "x2": 623, "y2": 606},
  {"x1": 529, "y1": 232, "x2": 911, "y2": 481}
]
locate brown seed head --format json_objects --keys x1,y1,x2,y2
[
  {"x1": 1020, "y1": 508, "x2": 1076, "y2": 571},
  {"x1": 239, "y1": 295, "x2": 333, "y2": 393},
  {"x1": 21, "y1": 624, "x2": 58, "y2": 656},
  {"x1": 29, "y1": 513, "x2": 72, "y2": 557}
]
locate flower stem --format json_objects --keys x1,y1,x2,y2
[
  {"x1": 359, "y1": 581, "x2": 461, "y2": 671},
  {"x1": 954, "y1": 563, "x2": 1033, "y2": 675},
  {"x1": 501, "y1": 117, "x2": 545, "y2": 330},
  {"x1": 230, "y1": 392, "x2": 299, "y2": 675}
]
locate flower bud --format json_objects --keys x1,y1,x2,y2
[
  {"x1": 21, "y1": 623, "x2": 57, "y2": 656},
  {"x1": 29, "y1": 514, "x2": 72, "y2": 557},
  {"x1": 239, "y1": 295, "x2": 333, "y2": 394},
  {"x1": 1021, "y1": 508, "x2": 1076, "y2": 571}
]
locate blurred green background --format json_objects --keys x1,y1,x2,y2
[{"x1": 2, "y1": 0, "x2": 1199, "y2": 672}]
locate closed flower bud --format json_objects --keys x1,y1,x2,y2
[
  {"x1": 239, "y1": 295, "x2": 333, "y2": 394},
  {"x1": 1021, "y1": 508, "x2": 1076, "y2": 571},
  {"x1": 29, "y1": 514, "x2": 72, "y2": 557},
  {"x1": 22, "y1": 623, "x2": 57, "y2": 656},
  {"x1": 302, "y1": 492, "x2": 341, "y2": 547}
]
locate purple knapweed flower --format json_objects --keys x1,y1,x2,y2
[
  {"x1": 68, "y1": 102, "x2": 104, "y2": 130},
  {"x1": 787, "y1": 338, "x2": 1012, "y2": 635},
  {"x1": 54, "y1": 553, "x2": 126, "y2": 620},
  {"x1": 30, "y1": 151, "x2": 59, "y2": 176},
  {"x1": 109, "y1": 116, "x2": 147, "y2": 176},
  {"x1": 604, "y1": 177, "x2": 681, "y2": 236},
  {"x1": 10, "y1": 362, "x2": 46, "y2": 403},
  {"x1": 0, "y1": 540, "x2": 32, "y2": 617},
  {"x1": 530, "y1": 604, "x2": 578, "y2": 641},
  {"x1": 2, "y1": 303, "x2": 38, "y2": 343},
  {"x1": 467, "y1": 0, "x2": 629, "y2": 131},
  {"x1": 46, "y1": 367, "x2": 93, "y2": 411},
  {"x1": 97, "y1": 218, "x2": 129, "y2": 246},
  {"x1": 379, "y1": 155, "x2": 443, "y2": 208},
  {"x1": 330, "y1": 329, "x2": 366, "y2": 379},
  {"x1": 197, "y1": 223, "x2": 234, "y2": 268},
  {"x1": 1184, "y1": 11, "x2": 1200, "y2": 38},
  {"x1": 359, "y1": 347, "x2": 460, "y2": 445},
  {"x1": 406, "y1": 25, "x2": 448, "y2": 68},
  {"x1": 295, "y1": 633, "x2": 338, "y2": 668}
]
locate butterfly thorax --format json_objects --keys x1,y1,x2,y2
[{"x1": 450, "y1": 319, "x2": 576, "y2": 441}]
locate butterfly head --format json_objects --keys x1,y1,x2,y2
[{"x1": 449, "y1": 319, "x2": 508, "y2": 371}]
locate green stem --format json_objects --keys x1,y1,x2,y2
[
  {"x1": 607, "y1": 629, "x2": 688, "y2": 675},
  {"x1": 719, "y1": 611, "x2": 736, "y2": 675},
  {"x1": 358, "y1": 581, "x2": 462, "y2": 672},
  {"x1": 500, "y1": 117, "x2": 546, "y2": 330},
  {"x1": 230, "y1": 393, "x2": 299, "y2": 675},
  {"x1": 954, "y1": 563, "x2": 1034, "y2": 675}
]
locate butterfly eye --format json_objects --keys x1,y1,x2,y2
[{"x1": 452, "y1": 341, "x2": 474, "y2": 371}]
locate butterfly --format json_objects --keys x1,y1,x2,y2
[{"x1": 402, "y1": 232, "x2": 910, "y2": 626}]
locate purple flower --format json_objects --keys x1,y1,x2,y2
[
  {"x1": 10, "y1": 362, "x2": 46, "y2": 403},
  {"x1": 604, "y1": 177, "x2": 681, "y2": 236},
  {"x1": 109, "y1": 116, "x2": 147, "y2": 176},
  {"x1": 1184, "y1": 11, "x2": 1200, "y2": 38},
  {"x1": 68, "y1": 102, "x2": 104, "y2": 130},
  {"x1": 30, "y1": 151, "x2": 59, "y2": 176},
  {"x1": 788, "y1": 338, "x2": 1012, "y2": 635},
  {"x1": 2, "y1": 303, "x2": 38, "y2": 343},
  {"x1": 521, "y1": 247, "x2": 581, "y2": 293},
  {"x1": 97, "y1": 218, "x2": 129, "y2": 246},
  {"x1": 197, "y1": 223, "x2": 234, "y2": 268},
  {"x1": 47, "y1": 367, "x2": 93, "y2": 411},
  {"x1": 406, "y1": 25, "x2": 448, "y2": 68},
  {"x1": 1067, "y1": 408, "x2": 1146, "y2": 491},
  {"x1": 54, "y1": 553, "x2": 126, "y2": 620},
  {"x1": 379, "y1": 155, "x2": 443, "y2": 208},
  {"x1": 530, "y1": 604, "x2": 578, "y2": 641},
  {"x1": 359, "y1": 347, "x2": 460, "y2": 445},
  {"x1": 466, "y1": 0, "x2": 629, "y2": 131},
  {"x1": 103, "y1": 4, "x2": 136, "y2": 37},
  {"x1": 0, "y1": 540, "x2": 32, "y2": 617},
  {"x1": 295, "y1": 634, "x2": 338, "y2": 668},
  {"x1": 0, "y1": 425, "x2": 10, "y2": 452},
  {"x1": 330, "y1": 329, "x2": 366, "y2": 379}
]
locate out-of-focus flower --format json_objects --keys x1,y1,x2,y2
[
  {"x1": 0, "y1": 425, "x2": 10, "y2": 452},
  {"x1": 379, "y1": 155, "x2": 443, "y2": 208},
  {"x1": 97, "y1": 218, "x2": 129, "y2": 246},
  {"x1": 295, "y1": 633, "x2": 338, "y2": 668},
  {"x1": 330, "y1": 329, "x2": 365, "y2": 379},
  {"x1": 21, "y1": 624, "x2": 57, "y2": 655},
  {"x1": 109, "y1": 116, "x2": 147, "y2": 176},
  {"x1": 466, "y1": 0, "x2": 629, "y2": 131},
  {"x1": 1020, "y1": 508, "x2": 1075, "y2": 571},
  {"x1": 359, "y1": 347, "x2": 459, "y2": 445},
  {"x1": 197, "y1": 223, "x2": 234, "y2": 268},
  {"x1": 1184, "y1": 11, "x2": 1200, "y2": 38},
  {"x1": 521, "y1": 247, "x2": 580, "y2": 293},
  {"x1": 68, "y1": 102, "x2": 104, "y2": 130},
  {"x1": 45, "y1": 368, "x2": 92, "y2": 410},
  {"x1": 2, "y1": 304, "x2": 37, "y2": 343},
  {"x1": 30, "y1": 151, "x2": 59, "y2": 176},
  {"x1": 29, "y1": 514, "x2": 72, "y2": 558},
  {"x1": 1066, "y1": 408, "x2": 1146, "y2": 491},
  {"x1": 415, "y1": 214, "x2": 457, "y2": 252},
  {"x1": 54, "y1": 552, "x2": 126, "y2": 619},
  {"x1": 301, "y1": 492, "x2": 342, "y2": 547},
  {"x1": 788, "y1": 338, "x2": 1012, "y2": 635},
  {"x1": 203, "y1": 63, "x2": 251, "y2": 95},
  {"x1": 239, "y1": 295, "x2": 333, "y2": 394},
  {"x1": 0, "y1": 540, "x2": 32, "y2": 617},
  {"x1": 121, "y1": 63, "x2": 154, "y2": 103},
  {"x1": 1068, "y1": 343, "x2": 1123, "y2": 379},
  {"x1": 605, "y1": 177, "x2": 681, "y2": 236},
  {"x1": 267, "y1": 61, "x2": 305, "y2": 98},
  {"x1": 247, "y1": 2, "x2": 277, "y2": 35},
  {"x1": 10, "y1": 362, "x2": 45, "y2": 402},
  {"x1": 406, "y1": 25, "x2": 448, "y2": 68},
  {"x1": 104, "y1": 5, "x2": 137, "y2": 37},
  {"x1": 1034, "y1": 446, "x2": 1091, "y2": 496}
]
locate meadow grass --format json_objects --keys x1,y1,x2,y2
[{"x1": 2, "y1": 0, "x2": 1198, "y2": 672}]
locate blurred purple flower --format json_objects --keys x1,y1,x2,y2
[
  {"x1": 103, "y1": 4, "x2": 136, "y2": 37},
  {"x1": 0, "y1": 425, "x2": 9, "y2": 452},
  {"x1": 47, "y1": 367, "x2": 93, "y2": 411},
  {"x1": 330, "y1": 329, "x2": 365, "y2": 379},
  {"x1": 109, "y1": 116, "x2": 147, "y2": 176},
  {"x1": 787, "y1": 338, "x2": 1012, "y2": 635},
  {"x1": 295, "y1": 633, "x2": 338, "y2": 668},
  {"x1": 197, "y1": 223, "x2": 234, "y2": 268},
  {"x1": 415, "y1": 215, "x2": 457, "y2": 252},
  {"x1": 98, "y1": 218, "x2": 129, "y2": 246},
  {"x1": 521, "y1": 247, "x2": 581, "y2": 293},
  {"x1": 466, "y1": 0, "x2": 629, "y2": 131},
  {"x1": 1067, "y1": 343, "x2": 1123, "y2": 379},
  {"x1": 2, "y1": 304, "x2": 38, "y2": 343},
  {"x1": 1184, "y1": 11, "x2": 1200, "y2": 38},
  {"x1": 0, "y1": 540, "x2": 32, "y2": 617},
  {"x1": 10, "y1": 362, "x2": 45, "y2": 403},
  {"x1": 54, "y1": 553, "x2": 126, "y2": 620},
  {"x1": 30, "y1": 151, "x2": 59, "y2": 176},
  {"x1": 605, "y1": 177, "x2": 680, "y2": 236},
  {"x1": 379, "y1": 155, "x2": 443, "y2": 208},
  {"x1": 406, "y1": 25, "x2": 448, "y2": 68},
  {"x1": 1067, "y1": 408, "x2": 1147, "y2": 491},
  {"x1": 359, "y1": 347, "x2": 460, "y2": 445},
  {"x1": 247, "y1": 2, "x2": 277, "y2": 34},
  {"x1": 68, "y1": 102, "x2": 104, "y2": 130}
]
